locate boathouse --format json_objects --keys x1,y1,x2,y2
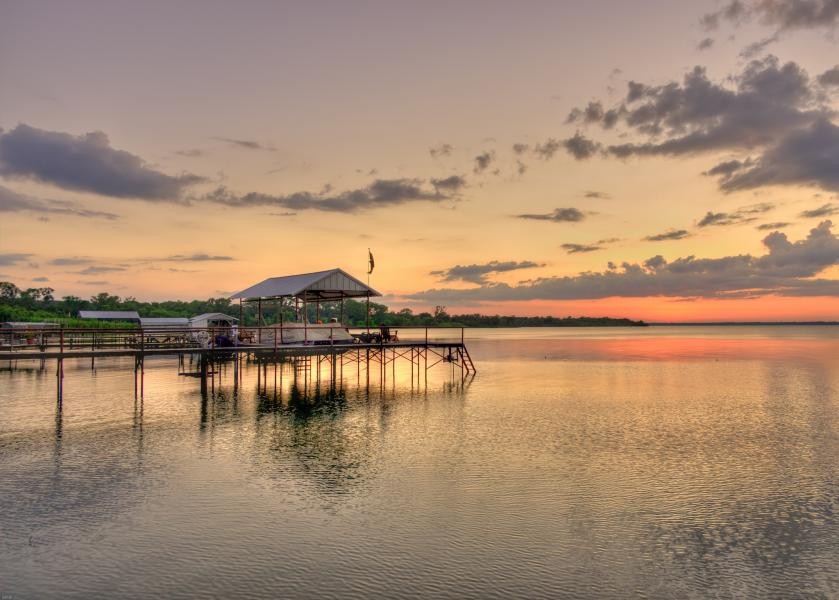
[{"x1": 229, "y1": 268, "x2": 381, "y2": 325}]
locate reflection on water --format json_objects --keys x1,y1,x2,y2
[{"x1": 0, "y1": 326, "x2": 837, "y2": 599}]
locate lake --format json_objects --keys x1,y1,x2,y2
[{"x1": 1, "y1": 326, "x2": 837, "y2": 598}]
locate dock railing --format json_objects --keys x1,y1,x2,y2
[{"x1": 0, "y1": 324, "x2": 468, "y2": 355}]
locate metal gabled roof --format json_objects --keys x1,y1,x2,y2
[
  {"x1": 190, "y1": 312, "x2": 239, "y2": 323},
  {"x1": 78, "y1": 310, "x2": 141, "y2": 320},
  {"x1": 229, "y1": 268, "x2": 380, "y2": 301}
]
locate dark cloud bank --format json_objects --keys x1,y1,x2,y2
[
  {"x1": 431, "y1": 260, "x2": 544, "y2": 284},
  {"x1": 410, "y1": 221, "x2": 839, "y2": 302},
  {"x1": 0, "y1": 185, "x2": 118, "y2": 219},
  {"x1": 0, "y1": 124, "x2": 203, "y2": 200},
  {"x1": 565, "y1": 56, "x2": 839, "y2": 193},
  {"x1": 201, "y1": 176, "x2": 467, "y2": 213}
]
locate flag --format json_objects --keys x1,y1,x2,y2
[{"x1": 367, "y1": 249, "x2": 375, "y2": 274}]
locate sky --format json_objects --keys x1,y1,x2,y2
[{"x1": 1, "y1": 0, "x2": 838, "y2": 321}]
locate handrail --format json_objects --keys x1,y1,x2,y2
[{"x1": 0, "y1": 324, "x2": 468, "y2": 353}]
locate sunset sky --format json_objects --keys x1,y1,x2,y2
[{"x1": 1, "y1": 0, "x2": 838, "y2": 321}]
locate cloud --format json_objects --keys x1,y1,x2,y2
[
  {"x1": 703, "y1": 0, "x2": 839, "y2": 32},
  {"x1": 0, "y1": 253, "x2": 32, "y2": 266},
  {"x1": 78, "y1": 280, "x2": 109, "y2": 286},
  {"x1": 512, "y1": 143, "x2": 530, "y2": 155},
  {"x1": 164, "y1": 253, "x2": 236, "y2": 262},
  {"x1": 583, "y1": 190, "x2": 611, "y2": 199},
  {"x1": 32, "y1": 276, "x2": 49, "y2": 282},
  {"x1": 561, "y1": 243, "x2": 604, "y2": 254},
  {"x1": 407, "y1": 221, "x2": 839, "y2": 302},
  {"x1": 174, "y1": 148, "x2": 205, "y2": 157},
  {"x1": 199, "y1": 176, "x2": 464, "y2": 213},
  {"x1": 473, "y1": 151, "x2": 495, "y2": 173},
  {"x1": 214, "y1": 137, "x2": 275, "y2": 151},
  {"x1": 430, "y1": 260, "x2": 545, "y2": 284},
  {"x1": 429, "y1": 143, "x2": 453, "y2": 158},
  {"x1": 800, "y1": 202, "x2": 839, "y2": 217},
  {"x1": 589, "y1": 58, "x2": 829, "y2": 158},
  {"x1": 49, "y1": 257, "x2": 93, "y2": 266},
  {"x1": 517, "y1": 207, "x2": 586, "y2": 222},
  {"x1": 533, "y1": 139, "x2": 562, "y2": 159},
  {"x1": 568, "y1": 57, "x2": 838, "y2": 193},
  {"x1": 715, "y1": 119, "x2": 839, "y2": 192},
  {"x1": 533, "y1": 135, "x2": 602, "y2": 161},
  {"x1": 757, "y1": 221, "x2": 791, "y2": 229},
  {"x1": 697, "y1": 202, "x2": 774, "y2": 227},
  {"x1": 76, "y1": 266, "x2": 127, "y2": 275},
  {"x1": 431, "y1": 175, "x2": 467, "y2": 192},
  {"x1": 0, "y1": 184, "x2": 119, "y2": 219},
  {"x1": 698, "y1": 37, "x2": 715, "y2": 50},
  {"x1": 818, "y1": 66, "x2": 839, "y2": 86},
  {"x1": 644, "y1": 229, "x2": 692, "y2": 241},
  {"x1": 0, "y1": 124, "x2": 204, "y2": 200}
]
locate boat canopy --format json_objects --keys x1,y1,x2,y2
[{"x1": 229, "y1": 268, "x2": 380, "y2": 302}]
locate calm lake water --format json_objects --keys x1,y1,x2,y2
[{"x1": 1, "y1": 326, "x2": 837, "y2": 599}]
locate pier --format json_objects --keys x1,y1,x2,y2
[{"x1": 1, "y1": 324, "x2": 476, "y2": 401}]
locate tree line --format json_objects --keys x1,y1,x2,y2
[{"x1": 0, "y1": 281, "x2": 646, "y2": 327}]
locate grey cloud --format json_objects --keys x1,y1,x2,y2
[
  {"x1": 49, "y1": 257, "x2": 93, "y2": 266},
  {"x1": 757, "y1": 221, "x2": 791, "y2": 229},
  {"x1": 516, "y1": 160, "x2": 528, "y2": 175},
  {"x1": 32, "y1": 276, "x2": 49, "y2": 282},
  {"x1": 717, "y1": 119, "x2": 839, "y2": 192},
  {"x1": 429, "y1": 143, "x2": 453, "y2": 158},
  {"x1": 698, "y1": 37, "x2": 715, "y2": 50},
  {"x1": 517, "y1": 207, "x2": 586, "y2": 223},
  {"x1": 431, "y1": 175, "x2": 467, "y2": 192},
  {"x1": 0, "y1": 184, "x2": 119, "y2": 220},
  {"x1": 644, "y1": 229, "x2": 692, "y2": 241},
  {"x1": 572, "y1": 57, "x2": 837, "y2": 194},
  {"x1": 701, "y1": 0, "x2": 746, "y2": 29},
  {"x1": 584, "y1": 190, "x2": 611, "y2": 199},
  {"x1": 473, "y1": 151, "x2": 495, "y2": 173},
  {"x1": 561, "y1": 243, "x2": 604, "y2": 254},
  {"x1": 739, "y1": 33, "x2": 780, "y2": 58},
  {"x1": 512, "y1": 143, "x2": 530, "y2": 155},
  {"x1": 563, "y1": 134, "x2": 602, "y2": 160},
  {"x1": 215, "y1": 137, "x2": 275, "y2": 151},
  {"x1": 408, "y1": 221, "x2": 839, "y2": 302},
  {"x1": 77, "y1": 266, "x2": 127, "y2": 275},
  {"x1": 704, "y1": 0, "x2": 839, "y2": 32},
  {"x1": 533, "y1": 139, "x2": 562, "y2": 159},
  {"x1": 430, "y1": 260, "x2": 544, "y2": 284},
  {"x1": 0, "y1": 124, "x2": 204, "y2": 200},
  {"x1": 78, "y1": 280, "x2": 109, "y2": 286},
  {"x1": 175, "y1": 148, "x2": 205, "y2": 157},
  {"x1": 0, "y1": 253, "x2": 33, "y2": 266},
  {"x1": 800, "y1": 202, "x2": 839, "y2": 217},
  {"x1": 164, "y1": 253, "x2": 236, "y2": 262},
  {"x1": 200, "y1": 177, "x2": 463, "y2": 213},
  {"x1": 697, "y1": 202, "x2": 774, "y2": 227},
  {"x1": 818, "y1": 66, "x2": 839, "y2": 86},
  {"x1": 595, "y1": 58, "x2": 828, "y2": 158}
]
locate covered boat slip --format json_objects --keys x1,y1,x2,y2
[{"x1": 229, "y1": 268, "x2": 382, "y2": 341}]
